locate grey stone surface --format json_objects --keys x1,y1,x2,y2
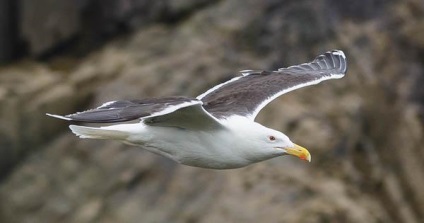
[
  {"x1": 16, "y1": 0, "x2": 218, "y2": 57},
  {"x1": 0, "y1": 0, "x2": 17, "y2": 62},
  {"x1": 20, "y1": 0, "x2": 80, "y2": 55}
]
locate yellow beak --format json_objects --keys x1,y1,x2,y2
[{"x1": 285, "y1": 144, "x2": 311, "y2": 162}]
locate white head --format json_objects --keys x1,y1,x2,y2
[{"x1": 227, "y1": 118, "x2": 311, "y2": 163}]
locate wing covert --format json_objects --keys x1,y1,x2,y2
[{"x1": 199, "y1": 50, "x2": 347, "y2": 119}]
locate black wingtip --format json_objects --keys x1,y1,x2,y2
[
  {"x1": 279, "y1": 49, "x2": 347, "y2": 76},
  {"x1": 317, "y1": 50, "x2": 347, "y2": 74},
  {"x1": 46, "y1": 113, "x2": 72, "y2": 121},
  {"x1": 329, "y1": 50, "x2": 346, "y2": 59}
]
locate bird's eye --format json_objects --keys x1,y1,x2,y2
[{"x1": 269, "y1": 136, "x2": 276, "y2": 141}]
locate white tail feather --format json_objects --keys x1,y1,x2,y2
[{"x1": 69, "y1": 125, "x2": 129, "y2": 140}]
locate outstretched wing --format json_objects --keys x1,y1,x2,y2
[
  {"x1": 198, "y1": 50, "x2": 347, "y2": 119},
  {"x1": 47, "y1": 96, "x2": 223, "y2": 129}
]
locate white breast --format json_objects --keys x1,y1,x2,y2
[
  {"x1": 119, "y1": 117, "x2": 278, "y2": 169},
  {"x1": 133, "y1": 126, "x2": 250, "y2": 169}
]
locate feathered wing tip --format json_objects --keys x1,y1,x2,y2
[
  {"x1": 69, "y1": 125, "x2": 128, "y2": 140},
  {"x1": 279, "y1": 49, "x2": 347, "y2": 77},
  {"x1": 46, "y1": 113, "x2": 72, "y2": 121},
  {"x1": 318, "y1": 50, "x2": 347, "y2": 74}
]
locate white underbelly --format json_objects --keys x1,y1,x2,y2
[{"x1": 126, "y1": 125, "x2": 251, "y2": 169}]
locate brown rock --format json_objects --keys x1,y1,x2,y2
[{"x1": 20, "y1": 0, "x2": 80, "y2": 55}]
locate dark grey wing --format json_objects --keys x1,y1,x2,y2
[
  {"x1": 47, "y1": 96, "x2": 223, "y2": 129},
  {"x1": 198, "y1": 50, "x2": 347, "y2": 119},
  {"x1": 47, "y1": 96, "x2": 200, "y2": 123}
]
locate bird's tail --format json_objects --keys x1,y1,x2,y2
[{"x1": 69, "y1": 125, "x2": 129, "y2": 140}]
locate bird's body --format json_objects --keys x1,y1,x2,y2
[
  {"x1": 70, "y1": 116, "x2": 287, "y2": 169},
  {"x1": 48, "y1": 50, "x2": 347, "y2": 169}
]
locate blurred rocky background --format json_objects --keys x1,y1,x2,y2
[{"x1": 0, "y1": 0, "x2": 424, "y2": 222}]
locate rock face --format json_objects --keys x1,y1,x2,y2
[
  {"x1": 20, "y1": 0, "x2": 80, "y2": 55},
  {"x1": 0, "y1": 0, "x2": 218, "y2": 60},
  {"x1": 0, "y1": 0, "x2": 18, "y2": 62},
  {"x1": 1, "y1": 0, "x2": 424, "y2": 222}
]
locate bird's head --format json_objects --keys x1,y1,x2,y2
[
  {"x1": 242, "y1": 125, "x2": 311, "y2": 163},
  {"x1": 262, "y1": 130, "x2": 311, "y2": 162},
  {"x1": 225, "y1": 117, "x2": 311, "y2": 164}
]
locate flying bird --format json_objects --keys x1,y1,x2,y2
[{"x1": 47, "y1": 50, "x2": 347, "y2": 169}]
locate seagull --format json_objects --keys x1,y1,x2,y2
[{"x1": 47, "y1": 50, "x2": 347, "y2": 169}]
